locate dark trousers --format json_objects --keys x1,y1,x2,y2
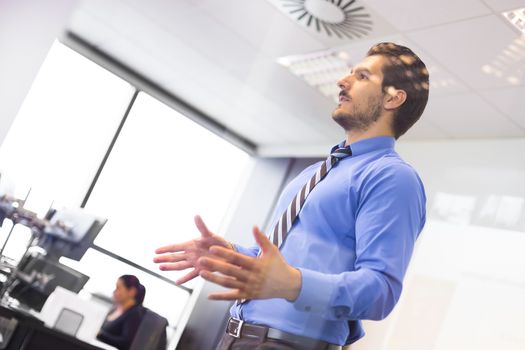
[{"x1": 216, "y1": 333, "x2": 299, "y2": 350}]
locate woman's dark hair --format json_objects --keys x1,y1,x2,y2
[
  {"x1": 367, "y1": 42, "x2": 430, "y2": 139},
  {"x1": 119, "y1": 275, "x2": 146, "y2": 305}
]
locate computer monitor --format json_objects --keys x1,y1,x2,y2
[
  {"x1": 61, "y1": 217, "x2": 107, "y2": 261},
  {"x1": 10, "y1": 253, "x2": 89, "y2": 311},
  {"x1": 41, "y1": 208, "x2": 107, "y2": 261}
]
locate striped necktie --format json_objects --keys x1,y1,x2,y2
[
  {"x1": 237, "y1": 145, "x2": 353, "y2": 304},
  {"x1": 269, "y1": 145, "x2": 353, "y2": 248}
]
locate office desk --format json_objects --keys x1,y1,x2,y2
[{"x1": 0, "y1": 305, "x2": 110, "y2": 350}]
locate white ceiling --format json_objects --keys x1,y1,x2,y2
[{"x1": 66, "y1": 0, "x2": 525, "y2": 156}]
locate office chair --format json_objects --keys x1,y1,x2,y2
[{"x1": 129, "y1": 308, "x2": 168, "y2": 350}]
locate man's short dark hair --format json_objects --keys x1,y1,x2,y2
[{"x1": 367, "y1": 42, "x2": 429, "y2": 139}]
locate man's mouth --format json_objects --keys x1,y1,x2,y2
[{"x1": 338, "y1": 93, "x2": 350, "y2": 104}]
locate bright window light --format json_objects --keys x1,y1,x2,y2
[
  {"x1": 0, "y1": 41, "x2": 135, "y2": 210},
  {"x1": 83, "y1": 92, "x2": 251, "y2": 289},
  {"x1": 0, "y1": 41, "x2": 134, "y2": 259},
  {"x1": 0, "y1": 41, "x2": 252, "y2": 339}
]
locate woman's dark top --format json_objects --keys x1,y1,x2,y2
[{"x1": 97, "y1": 304, "x2": 144, "y2": 350}]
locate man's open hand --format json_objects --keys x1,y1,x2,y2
[
  {"x1": 153, "y1": 215, "x2": 232, "y2": 285},
  {"x1": 197, "y1": 226, "x2": 302, "y2": 301}
]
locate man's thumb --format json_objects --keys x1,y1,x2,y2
[
  {"x1": 194, "y1": 215, "x2": 212, "y2": 238},
  {"x1": 253, "y1": 226, "x2": 273, "y2": 253}
]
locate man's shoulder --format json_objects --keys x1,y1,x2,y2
[{"x1": 360, "y1": 152, "x2": 423, "y2": 186}]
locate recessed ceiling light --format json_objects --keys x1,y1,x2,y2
[
  {"x1": 277, "y1": 49, "x2": 352, "y2": 102},
  {"x1": 502, "y1": 7, "x2": 525, "y2": 34}
]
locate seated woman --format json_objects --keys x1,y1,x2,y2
[{"x1": 97, "y1": 275, "x2": 146, "y2": 350}]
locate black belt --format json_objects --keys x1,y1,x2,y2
[{"x1": 226, "y1": 317, "x2": 342, "y2": 350}]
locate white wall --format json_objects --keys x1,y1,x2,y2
[
  {"x1": 0, "y1": 0, "x2": 78, "y2": 146},
  {"x1": 397, "y1": 138, "x2": 525, "y2": 200},
  {"x1": 353, "y1": 138, "x2": 525, "y2": 350}
]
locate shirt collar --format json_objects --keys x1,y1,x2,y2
[{"x1": 331, "y1": 136, "x2": 395, "y2": 157}]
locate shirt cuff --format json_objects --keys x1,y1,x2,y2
[
  {"x1": 291, "y1": 267, "x2": 337, "y2": 313},
  {"x1": 232, "y1": 244, "x2": 258, "y2": 257}
]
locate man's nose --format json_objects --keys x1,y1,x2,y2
[{"x1": 337, "y1": 76, "x2": 351, "y2": 91}]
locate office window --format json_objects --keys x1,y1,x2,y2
[
  {"x1": 84, "y1": 92, "x2": 251, "y2": 287},
  {"x1": 0, "y1": 41, "x2": 135, "y2": 210},
  {"x1": 0, "y1": 40, "x2": 252, "y2": 345},
  {"x1": 0, "y1": 41, "x2": 135, "y2": 260}
]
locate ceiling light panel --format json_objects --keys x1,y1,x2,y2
[
  {"x1": 277, "y1": 49, "x2": 351, "y2": 102},
  {"x1": 502, "y1": 7, "x2": 525, "y2": 34}
]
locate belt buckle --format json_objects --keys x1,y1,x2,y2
[{"x1": 229, "y1": 318, "x2": 244, "y2": 338}]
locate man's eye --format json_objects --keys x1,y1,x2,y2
[{"x1": 359, "y1": 73, "x2": 368, "y2": 80}]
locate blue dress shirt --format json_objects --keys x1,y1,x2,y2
[{"x1": 231, "y1": 136, "x2": 426, "y2": 346}]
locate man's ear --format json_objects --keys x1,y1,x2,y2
[{"x1": 383, "y1": 86, "x2": 407, "y2": 111}]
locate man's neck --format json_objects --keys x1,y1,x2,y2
[{"x1": 344, "y1": 125, "x2": 394, "y2": 146}]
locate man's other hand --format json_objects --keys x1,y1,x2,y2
[{"x1": 197, "y1": 226, "x2": 302, "y2": 301}]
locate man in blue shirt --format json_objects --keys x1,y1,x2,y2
[{"x1": 154, "y1": 42, "x2": 429, "y2": 349}]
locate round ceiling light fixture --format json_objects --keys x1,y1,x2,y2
[{"x1": 280, "y1": 0, "x2": 372, "y2": 39}]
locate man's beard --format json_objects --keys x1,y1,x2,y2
[{"x1": 332, "y1": 94, "x2": 383, "y2": 132}]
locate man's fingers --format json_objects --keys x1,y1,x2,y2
[
  {"x1": 253, "y1": 226, "x2": 274, "y2": 253},
  {"x1": 159, "y1": 261, "x2": 193, "y2": 271},
  {"x1": 176, "y1": 269, "x2": 199, "y2": 285},
  {"x1": 207, "y1": 289, "x2": 243, "y2": 301},
  {"x1": 208, "y1": 246, "x2": 256, "y2": 270},
  {"x1": 199, "y1": 271, "x2": 244, "y2": 290},
  {"x1": 155, "y1": 242, "x2": 187, "y2": 254},
  {"x1": 153, "y1": 253, "x2": 186, "y2": 264},
  {"x1": 198, "y1": 257, "x2": 250, "y2": 281},
  {"x1": 194, "y1": 215, "x2": 212, "y2": 238}
]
